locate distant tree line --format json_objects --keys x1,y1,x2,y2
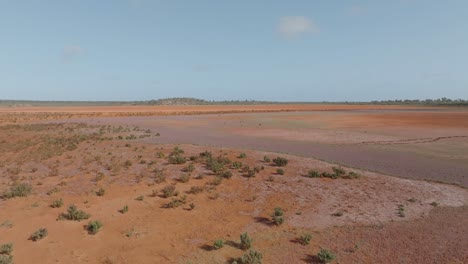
[{"x1": 1, "y1": 97, "x2": 467, "y2": 107}]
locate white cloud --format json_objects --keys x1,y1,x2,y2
[
  {"x1": 347, "y1": 5, "x2": 366, "y2": 16},
  {"x1": 62, "y1": 45, "x2": 84, "y2": 62},
  {"x1": 278, "y1": 16, "x2": 320, "y2": 39}
]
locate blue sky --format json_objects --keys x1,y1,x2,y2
[{"x1": 1, "y1": 0, "x2": 467, "y2": 101}]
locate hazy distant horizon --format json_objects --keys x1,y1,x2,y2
[{"x1": 1, "y1": 1, "x2": 467, "y2": 101}]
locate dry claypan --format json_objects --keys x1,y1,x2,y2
[{"x1": 0, "y1": 118, "x2": 467, "y2": 264}]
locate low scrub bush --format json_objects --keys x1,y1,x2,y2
[
  {"x1": 30, "y1": 228, "x2": 48, "y2": 241},
  {"x1": 263, "y1": 156, "x2": 271, "y2": 162},
  {"x1": 238, "y1": 153, "x2": 247, "y2": 159},
  {"x1": 271, "y1": 207, "x2": 284, "y2": 225},
  {"x1": 232, "y1": 161, "x2": 243, "y2": 169},
  {"x1": 161, "y1": 185, "x2": 178, "y2": 198},
  {"x1": 96, "y1": 188, "x2": 105, "y2": 196},
  {"x1": 179, "y1": 173, "x2": 190, "y2": 183},
  {"x1": 222, "y1": 170, "x2": 233, "y2": 179},
  {"x1": 317, "y1": 249, "x2": 335, "y2": 263},
  {"x1": 182, "y1": 163, "x2": 195, "y2": 173},
  {"x1": 86, "y1": 220, "x2": 103, "y2": 235},
  {"x1": 165, "y1": 195, "x2": 187, "y2": 208},
  {"x1": 168, "y1": 155, "x2": 186, "y2": 164},
  {"x1": 187, "y1": 186, "x2": 204, "y2": 195},
  {"x1": 299, "y1": 233, "x2": 312, "y2": 245},
  {"x1": 0, "y1": 255, "x2": 13, "y2": 264},
  {"x1": 0, "y1": 243, "x2": 13, "y2": 255},
  {"x1": 240, "y1": 232, "x2": 253, "y2": 250},
  {"x1": 50, "y1": 198, "x2": 64, "y2": 208},
  {"x1": 120, "y1": 205, "x2": 129, "y2": 214},
  {"x1": 276, "y1": 169, "x2": 284, "y2": 175},
  {"x1": 272, "y1": 157, "x2": 288, "y2": 167},
  {"x1": 213, "y1": 239, "x2": 224, "y2": 249},
  {"x1": 153, "y1": 168, "x2": 166, "y2": 183},
  {"x1": 58, "y1": 205, "x2": 90, "y2": 221},
  {"x1": 2, "y1": 183, "x2": 32, "y2": 199},
  {"x1": 306, "y1": 170, "x2": 320, "y2": 178},
  {"x1": 240, "y1": 250, "x2": 263, "y2": 264}
]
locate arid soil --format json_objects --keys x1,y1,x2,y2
[
  {"x1": 58, "y1": 109, "x2": 468, "y2": 187},
  {"x1": 0, "y1": 107, "x2": 467, "y2": 264}
]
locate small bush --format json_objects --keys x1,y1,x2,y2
[
  {"x1": 156, "y1": 152, "x2": 165, "y2": 158},
  {"x1": 136, "y1": 195, "x2": 144, "y2": 201},
  {"x1": 96, "y1": 188, "x2": 105, "y2": 196},
  {"x1": 213, "y1": 239, "x2": 224, "y2": 249},
  {"x1": 189, "y1": 203, "x2": 195, "y2": 210},
  {"x1": 317, "y1": 249, "x2": 335, "y2": 263},
  {"x1": 208, "y1": 176, "x2": 223, "y2": 186},
  {"x1": 120, "y1": 205, "x2": 129, "y2": 214},
  {"x1": 182, "y1": 163, "x2": 195, "y2": 173},
  {"x1": 276, "y1": 169, "x2": 284, "y2": 175},
  {"x1": 232, "y1": 161, "x2": 243, "y2": 169},
  {"x1": 179, "y1": 173, "x2": 190, "y2": 183},
  {"x1": 332, "y1": 167, "x2": 346, "y2": 177},
  {"x1": 246, "y1": 169, "x2": 256, "y2": 178},
  {"x1": 263, "y1": 156, "x2": 271, "y2": 162},
  {"x1": 344, "y1": 171, "x2": 361, "y2": 179},
  {"x1": 430, "y1": 202, "x2": 439, "y2": 207},
  {"x1": 168, "y1": 155, "x2": 186, "y2": 164},
  {"x1": 187, "y1": 186, "x2": 204, "y2": 195},
  {"x1": 50, "y1": 198, "x2": 64, "y2": 208},
  {"x1": 0, "y1": 243, "x2": 13, "y2": 255},
  {"x1": 30, "y1": 228, "x2": 48, "y2": 241},
  {"x1": 299, "y1": 233, "x2": 312, "y2": 245},
  {"x1": 161, "y1": 185, "x2": 177, "y2": 198},
  {"x1": 240, "y1": 232, "x2": 253, "y2": 250},
  {"x1": 86, "y1": 220, "x2": 103, "y2": 235},
  {"x1": 171, "y1": 146, "x2": 184, "y2": 155},
  {"x1": 2, "y1": 183, "x2": 32, "y2": 199},
  {"x1": 240, "y1": 250, "x2": 263, "y2": 264},
  {"x1": 0, "y1": 255, "x2": 13, "y2": 264},
  {"x1": 307, "y1": 170, "x2": 320, "y2": 178},
  {"x1": 332, "y1": 210, "x2": 344, "y2": 217},
  {"x1": 58, "y1": 205, "x2": 90, "y2": 221},
  {"x1": 46, "y1": 187, "x2": 60, "y2": 195},
  {"x1": 271, "y1": 207, "x2": 284, "y2": 225},
  {"x1": 165, "y1": 195, "x2": 187, "y2": 208},
  {"x1": 238, "y1": 153, "x2": 247, "y2": 159},
  {"x1": 222, "y1": 170, "x2": 233, "y2": 179},
  {"x1": 272, "y1": 157, "x2": 288, "y2": 167}
]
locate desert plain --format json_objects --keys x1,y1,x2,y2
[{"x1": 0, "y1": 104, "x2": 467, "y2": 264}]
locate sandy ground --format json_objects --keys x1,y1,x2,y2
[{"x1": 0, "y1": 107, "x2": 467, "y2": 263}]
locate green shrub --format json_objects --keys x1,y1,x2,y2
[
  {"x1": 156, "y1": 152, "x2": 165, "y2": 158},
  {"x1": 213, "y1": 239, "x2": 224, "y2": 249},
  {"x1": 187, "y1": 186, "x2": 204, "y2": 195},
  {"x1": 0, "y1": 243, "x2": 13, "y2": 255},
  {"x1": 208, "y1": 176, "x2": 223, "y2": 186},
  {"x1": 86, "y1": 220, "x2": 103, "y2": 235},
  {"x1": 232, "y1": 161, "x2": 243, "y2": 169},
  {"x1": 136, "y1": 195, "x2": 144, "y2": 201},
  {"x1": 253, "y1": 166, "x2": 261, "y2": 173},
  {"x1": 299, "y1": 233, "x2": 312, "y2": 245},
  {"x1": 161, "y1": 185, "x2": 177, "y2": 198},
  {"x1": 30, "y1": 228, "x2": 48, "y2": 241},
  {"x1": 272, "y1": 157, "x2": 288, "y2": 167},
  {"x1": 238, "y1": 153, "x2": 247, "y2": 159},
  {"x1": 222, "y1": 170, "x2": 233, "y2": 179},
  {"x1": 165, "y1": 195, "x2": 187, "y2": 208},
  {"x1": 171, "y1": 146, "x2": 184, "y2": 155},
  {"x1": 240, "y1": 232, "x2": 253, "y2": 250},
  {"x1": 2, "y1": 183, "x2": 32, "y2": 199},
  {"x1": 168, "y1": 155, "x2": 186, "y2": 164},
  {"x1": 276, "y1": 169, "x2": 284, "y2": 175},
  {"x1": 271, "y1": 207, "x2": 284, "y2": 225},
  {"x1": 344, "y1": 171, "x2": 361, "y2": 179},
  {"x1": 332, "y1": 167, "x2": 346, "y2": 177},
  {"x1": 0, "y1": 255, "x2": 13, "y2": 264},
  {"x1": 240, "y1": 250, "x2": 263, "y2": 264},
  {"x1": 246, "y1": 169, "x2": 256, "y2": 178},
  {"x1": 179, "y1": 174, "x2": 190, "y2": 183},
  {"x1": 96, "y1": 188, "x2": 105, "y2": 196},
  {"x1": 120, "y1": 205, "x2": 129, "y2": 214},
  {"x1": 182, "y1": 163, "x2": 195, "y2": 173},
  {"x1": 263, "y1": 156, "x2": 271, "y2": 162},
  {"x1": 317, "y1": 249, "x2": 335, "y2": 263},
  {"x1": 50, "y1": 198, "x2": 64, "y2": 208},
  {"x1": 307, "y1": 170, "x2": 320, "y2": 178},
  {"x1": 46, "y1": 187, "x2": 60, "y2": 195},
  {"x1": 58, "y1": 205, "x2": 90, "y2": 221}
]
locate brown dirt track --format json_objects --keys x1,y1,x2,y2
[{"x1": 0, "y1": 105, "x2": 467, "y2": 264}]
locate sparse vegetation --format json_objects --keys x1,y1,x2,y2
[
  {"x1": 240, "y1": 232, "x2": 253, "y2": 250},
  {"x1": 161, "y1": 185, "x2": 178, "y2": 198},
  {"x1": 96, "y1": 187, "x2": 106, "y2": 196},
  {"x1": 86, "y1": 220, "x2": 103, "y2": 235},
  {"x1": 0, "y1": 243, "x2": 13, "y2": 255},
  {"x1": 276, "y1": 168, "x2": 284, "y2": 175},
  {"x1": 272, "y1": 157, "x2": 288, "y2": 167},
  {"x1": 238, "y1": 153, "x2": 247, "y2": 158},
  {"x1": 120, "y1": 205, "x2": 129, "y2": 214},
  {"x1": 240, "y1": 250, "x2": 263, "y2": 264},
  {"x1": 263, "y1": 156, "x2": 271, "y2": 162},
  {"x1": 51, "y1": 198, "x2": 64, "y2": 208},
  {"x1": 213, "y1": 239, "x2": 224, "y2": 249},
  {"x1": 2, "y1": 183, "x2": 32, "y2": 199},
  {"x1": 299, "y1": 233, "x2": 312, "y2": 245},
  {"x1": 271, "y1": 207, "x2": 284, "y2": 225},
  {"x1": 30, "y1": 228, "x2": 48, "y2": 241},
  {"x1": 306, "y1": 169, "x2": 320, "y2": 178},
  {"x1": 58, "y1": 205, "x2": 90, "y2": 221},
  {"x1": 317, "y1": 249, "x2": 335, "y2": 263}
]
